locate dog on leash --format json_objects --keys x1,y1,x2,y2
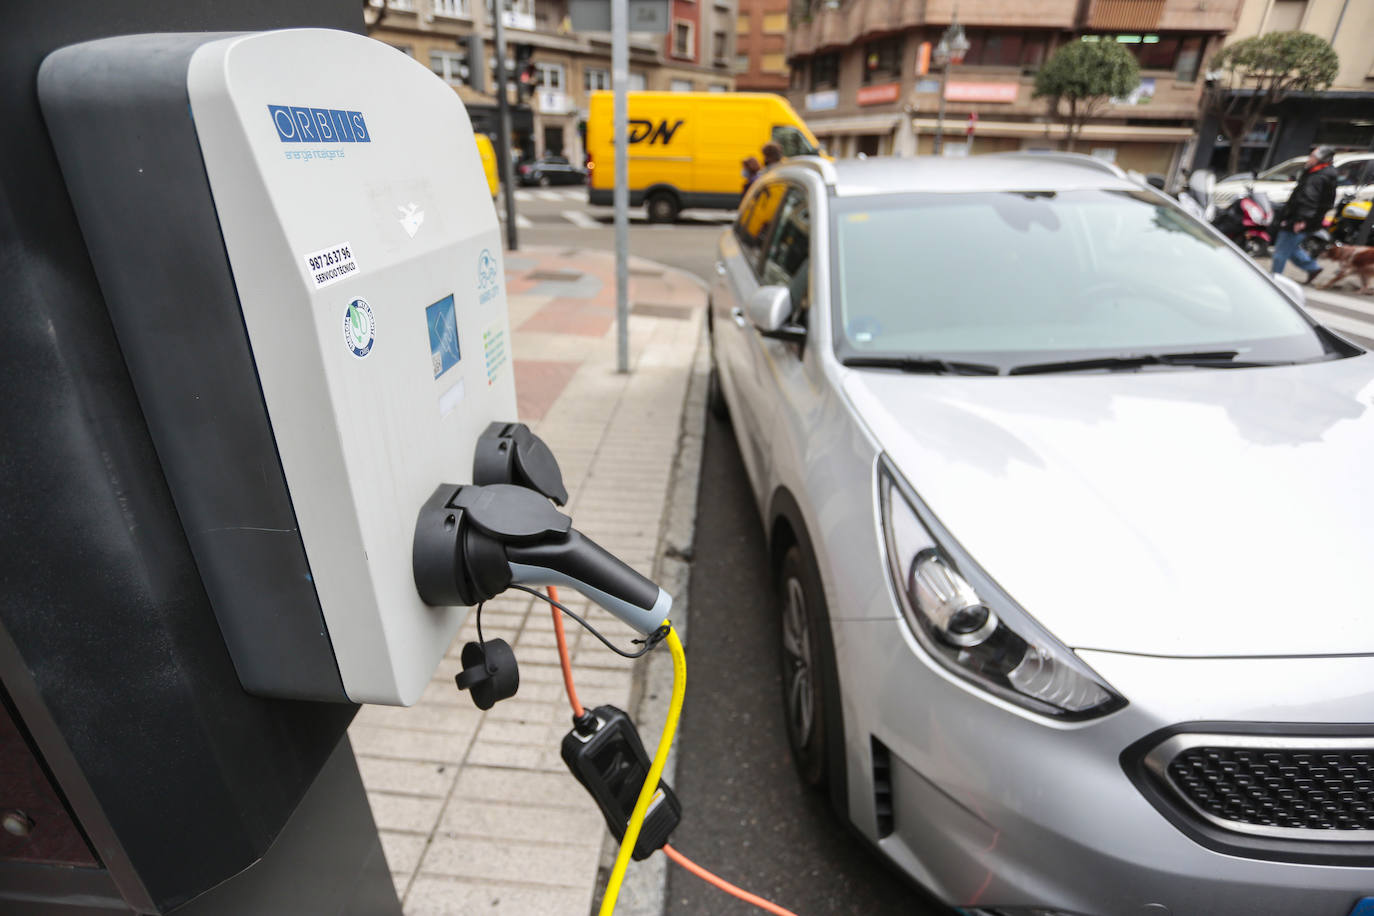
[{"x1": 1319, "y1": 243, "x2": 1374, "y2": 294}]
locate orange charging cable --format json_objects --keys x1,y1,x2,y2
[{"x1": 545, "y1": 588, "x2": 799, "y2": 916}]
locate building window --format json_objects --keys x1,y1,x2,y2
[
  {"x1": 762, "y1": 53, "x2": 787, "y2": 74},
  {"x1": 368, "y1": 0, "x2": 415, "y2": 9},
  {"x1": 671, "y1": 78, "x2": 694, "y2": 92},
  {"x1": 585, "y1": 67, "x2": 610, "y2": 91},
  {"x1": 737, "y1": 13, "x2": 751, "y2": 34},
  {"x1": 762, "y1": 12, "x2": 787, "y2": 33},
  {"x1": 810, "y1": 53, "x2": 839, "y2": 90},
  {"x1": 736, "y1": 53, "x2": 751, "y2": 72},
  {"x1": 791, "y1": 60, "x2": 807, "y2": 89},
  {"x1": 708, "y1": 83, "x2": 728, "y2": 92},
  {"x1": 430, "y1": 50, "x2": 468, "y2": 86},
  {"x1": 713, "y1": 31, "x2": 728, "y2": 62},
  {"x1": 628, "y1": 71, "x2": 647, "y2": 91},
  {"x1": 863, "y1": 37, "x2": 902, "y2": 84},
  {"x1": 1083, "y1": 34, "x2": 1205, "y2": 82},
  {"x1": 1267, "y1": 0, "x2": 1308, "y2": 32},
  {"x1": 535, "y1": 62, "x2": 565, "y2": 91},
  {"x1": 673, "y1": 21, "x2": 695, "y2": 59},
  {"x1": 431, "y1": 0, "x2": 469, "y2": 17},
  {"x1": 486, "y1": 0, "x2": 535, "y2": 31},
  {"x1": 961, "y1": 31, "x2": 1048, "y2": 70}
]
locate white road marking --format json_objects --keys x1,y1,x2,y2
[
  {"x1": 1304, "y1": 305, "x2": 1374, "y2": 341},
  {"x1": 516, "y1": 215, "x2": 533, "y2": 229},
  {"x1": 534, "y1": 190, "x2": 562, "y2": 202},
  {"x1": 512, "y1": 190, "x2": 534, "y2": 202},
  {"x1": 561, "y1": 210, "x2": 601, "y2": 229}
]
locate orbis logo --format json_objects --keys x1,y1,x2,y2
[
  {"x1": 628, "y1": 119, "x2": 684, "y2": 145},
  {"x1": 268, "y1": 105, "x2": 372, "y2": 143}
]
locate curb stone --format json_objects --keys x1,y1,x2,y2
[{"x1": 590, "y1": 319, "x2": 711, "y2": 916}]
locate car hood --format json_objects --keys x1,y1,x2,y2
[{"x1": 844, "y1": 356, "x2": 1374, "y2": 657}]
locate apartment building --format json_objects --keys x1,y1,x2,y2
[
  {"x1": 1195, "y1": 0, "x2": 1374, "y2": 172},
  {"x1": 366, "y1": 0, "x2": 736, "y2": 165},
  {"x1": 736, "y1": 0, "x2": 790, "y2": 92},
  {"x1": 785, "y1": 0, "x2": 1242, "y2": 176}
]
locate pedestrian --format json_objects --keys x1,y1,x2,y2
[
  {"x1": 762, "y1": 141, "x2": 783, "y2": 167},
  {"x1": 1272, "y1": 145, "x2": 1340, "y2": 284},
  {"x1": 742, "y1": 156, "x2": 761, "y2": 192}
]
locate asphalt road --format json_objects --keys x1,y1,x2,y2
[
  {"x1": 498, "y1": 186, "x2": 730, "y2": 283},
  {"x1": 663, "y1": 409, "x2": 947, "y2": 916}
]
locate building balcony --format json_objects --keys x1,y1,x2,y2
[{"x1": 789, "y1": 0, "x2": 1079, "y2": 56}]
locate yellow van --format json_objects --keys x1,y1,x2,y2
[
  {"x1": 586, "y1": 92, "x2": 820, "y2": 222},
  {"x1": 474, "y1": 133, "x2": 499, "y2": 198}
]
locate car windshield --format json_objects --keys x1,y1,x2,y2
[
  {"x1": 831, "y1": 189, "x2": 1335, "y2": 370},
  {"x1": 1257, "y1": 159, "x2": 1304, "y2": 181}
]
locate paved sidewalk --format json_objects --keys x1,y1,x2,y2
[{"x1": 346, "y1": 246, "x2": 707, "y2": 914}]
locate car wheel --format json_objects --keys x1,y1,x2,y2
[
  {"x1": 1243, "y1": 236, "x2": 1269, "y2": 258},
  {"x1": 537, "y1": 174, "x2": 552, "y2": 187},
  {"x1": 646, "y1": 191, "x2": 680, "y2": 223},
  {"x1": 778, "y1": 544, "x2": 829, "y2": 789}
]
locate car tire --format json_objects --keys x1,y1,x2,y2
[
  {"x1": 777, "y1": 543, "x2": 832, "y2": 790},
  {"x1": 646, "y1": 191, "x2": 680, "y2": 223},
  {"x1": 1243, "y1": 236, "x2": 1269, "y2": 258},
  {"x1": 537, "y1": 174, "x2": 551, "y2": 187}
]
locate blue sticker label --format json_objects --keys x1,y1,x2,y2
[
  {"x1": 1349, "y1": 899, "x2": 1374, "y2": 916},
  {"x1": 344, "y1": 298, "x2": 375, "y2": 358},
  {"x1": 427, "y1": 294, "x2": 461, "y2": 379},
  {"x1": 267, "y1": 105, "x2": 370, "y2": 143}
]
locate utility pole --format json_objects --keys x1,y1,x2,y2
[
  {"x1": 493, "y1": 0, "x2": 519, "y2": 250},
  {"x1": 613, "y1": 0, "x2": 629, "y2": 373}
]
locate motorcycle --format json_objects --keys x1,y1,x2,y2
[
  {"x1": 1211, "y1": 186, "x2": 1275, "y2": 258},
  {"x1": 1305, "y1": 193, "x2": 1373, "y2": 258},
  {"x1": 1176, "y1": 170, "x2": 1216, "y2": 223}
]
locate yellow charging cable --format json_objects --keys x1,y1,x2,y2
[{"x1": 598, "y1": 622, "x2": 687, "y2": 916}]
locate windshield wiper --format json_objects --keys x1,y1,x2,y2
[
  {"x1": 842, "y1": 355, "x2": 1000, "y2": 376},
  {"x1": 1008, "y1": 350, "x2": 1258, "y2": 375}
]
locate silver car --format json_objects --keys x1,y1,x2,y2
[{"x1": 707, "y1": 153, "x2": 1374, "y2": 916}]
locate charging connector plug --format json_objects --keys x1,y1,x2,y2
[{"x1": 562, "y1": 705, "x2": 681, "y2": 860}]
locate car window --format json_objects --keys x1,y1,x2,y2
[
  {"x1": 1336, "y1": 159, "x2": 1372, "y2": 186},
  {"x1": 735, "y1": 181, "x2": 786, "y2": 276},
  {"x1": 1258, "y1": 159, "x2": 1304, "y2": 182},
  {"x1": 771, "y1": 126, "x2": 817, "y2": 159},
  {"x1": 831, "y1": 189, "x2": 1332, "y2": 368},
  {"x1": 760, "y1": 188, "x2": 811, "y2": 326}
]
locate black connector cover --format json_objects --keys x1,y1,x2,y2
[
  {"x1": 562, "y1": 705, "x2": 680, "y2": 860},
  {"x1": 473, "y1": 422, "x2": 569, "y2": 505}
]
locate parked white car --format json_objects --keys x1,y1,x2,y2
[
  {"x1": 1213, "y1": 151, "x2": 1374, "y2": 209},
  {"x1": 709, "y1": 151, "x2": 1374, "y2": 916}
]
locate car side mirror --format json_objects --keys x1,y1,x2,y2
[
  {"x1": 746, "y1": 285, "x2": 806, "y2": 345},
  {"x1": 1273, "y1": 273, "x2": 1306, "y2": 308}
]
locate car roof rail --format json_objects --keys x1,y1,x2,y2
[
  {"x1": 985, "y1": 150, "x2": 1128, "y2": 180},
  {"x1": 784, "y1": 155, "x2": 839, "y2": 186}
]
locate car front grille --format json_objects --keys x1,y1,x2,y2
[{"x1": 1145, "y1": 734, "x2": 1374, "y2": 841}]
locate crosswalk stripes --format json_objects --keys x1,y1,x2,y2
[
  {"x1": 1303, "y1": 289, "x2": 1374, "y2": 346},
  {"x1": 511, "y1": 189, "x2": 584, "y2": 203},
  {"x1": 560, "y1": 210, "x2": 601, "y2": 229}
]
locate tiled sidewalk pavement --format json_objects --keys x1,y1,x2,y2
[{"x1": 347, "y1": 246, "x2": 708, "y2": 914}]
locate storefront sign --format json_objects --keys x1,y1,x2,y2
[
  {"x1": 944, "y1": 82, "x2": 1019, "y2": 103},
  {"x1": 856, "y1": 83, "x2": 900, "y2": 106},
  {"x1": 806, "y1": 90, "x2": 839, "y2": 112}
]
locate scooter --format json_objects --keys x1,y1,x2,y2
[
  {"x1": 1211, "y1": 186, "x2": 1275, "y2": 258},
  {"x1": 1306, "y1": 193, "x2": 1373, "y2": 258},
  {"x1": 1176, "y1": 170, "x2": 1216, "y2": 223}
]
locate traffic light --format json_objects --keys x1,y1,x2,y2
[{"x1": 514, "y1": 43, "x2": 537, "y2": 102}]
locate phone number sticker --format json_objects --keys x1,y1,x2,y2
[{"x1": 303, "y1": 241, "x2": 359, "y2": 290}]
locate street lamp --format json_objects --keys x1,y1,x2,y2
[{"x1": 931, "y1": 14, "x2": 969, "y2": 156}]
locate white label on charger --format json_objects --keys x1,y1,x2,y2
[{"x1": 303, "y1": 241, "x2": 359, "y2": 290}]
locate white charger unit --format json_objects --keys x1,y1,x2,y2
[{"x1": 40, "y1": 29, "x2": 515, "y2": 705}]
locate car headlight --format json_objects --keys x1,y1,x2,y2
[{"x1": 879, "y1": 456, "x2": 1125, "y2": 720}]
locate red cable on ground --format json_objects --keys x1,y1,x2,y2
[
  {"x1": 663, "y1": 844, "x2": 800, "y2": 916},
  {"x1": 547, "y1": 586, "x2": 800, "y2": 916}
]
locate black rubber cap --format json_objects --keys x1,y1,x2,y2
[
  {"x1": 455, "y1": 639, "x2": 519, "y2": 710},
  {"x1": 450, "y1": 484, "x2": 571, "y2": 542}
]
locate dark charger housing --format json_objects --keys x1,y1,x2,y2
[{"x1": 561, "y1": 705, "x2": 681, "y2": 860}]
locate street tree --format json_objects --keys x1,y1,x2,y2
[
  {"x1": 1203, "y1": 31, "x2": 1339, "y2": 176},
  {"x1": 1033, "y1": 40, "x2": 1140, "y2": 152}
]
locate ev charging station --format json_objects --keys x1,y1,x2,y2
[{"x1": 2, "y1": 8, "x2": 688, "y2": 912}]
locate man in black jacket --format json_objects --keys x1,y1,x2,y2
[{"x1": 1272, "y1": 145, "x2": 1339, "y2": 284}]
